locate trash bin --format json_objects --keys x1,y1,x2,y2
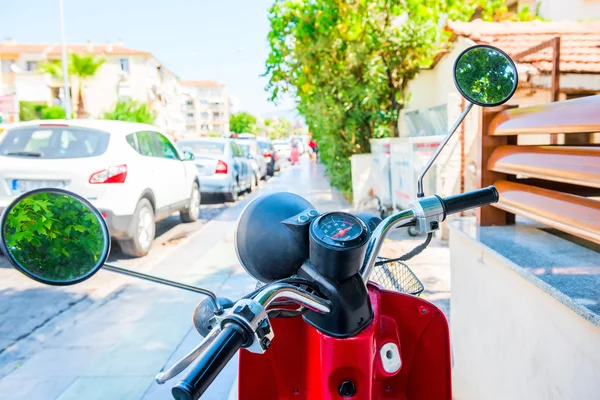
[
  {"x1": 390, "y1": 135, "x2": 444, "y2": 210},
  {"x1": 369, "y1": 138, "x2": 392, "y2": 209}
]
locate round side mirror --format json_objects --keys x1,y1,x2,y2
[
  {"x1": 454, "y1": 45, "x2": 518, "y2": 107},
  {"x1": 0, "y1": 189, "x2": 110, "y2": 285}
]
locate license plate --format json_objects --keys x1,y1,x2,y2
[{"x1": 11, "y1": 179, "x2": 67, "y2": 194}]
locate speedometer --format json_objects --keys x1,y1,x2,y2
[
  {"x1": 310, "y1": 212, "x2": 368, "y2": 249},
  {"x1": 318, "y1": 213, "x2": 363, "y2": 242}
]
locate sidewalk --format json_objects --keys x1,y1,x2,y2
[{"x1": 0, "y1": 159, "x2": 351, "y2": 400}]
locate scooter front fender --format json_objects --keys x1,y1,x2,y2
[{"x1": 238, "y1": 283, "x2": 451, "y2": 400}]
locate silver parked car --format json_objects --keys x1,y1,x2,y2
[
  {"x1": 177, "y1": 138, "x2": 253, "y2": 202},
  {"x1": 236, "y1": 139, "x2": 267, "y2": 181}
]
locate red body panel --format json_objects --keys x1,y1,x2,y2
[{"x1": 238, "y1": 284, "x2": 451, "y2": 399}]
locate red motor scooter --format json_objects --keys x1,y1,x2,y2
[{"x1": 0, "y1": 44, "x2": 517, "y2": 399}]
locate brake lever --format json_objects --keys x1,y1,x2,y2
[{"x1": 155, "y1": 327, "x2": 221, "y2": 384}]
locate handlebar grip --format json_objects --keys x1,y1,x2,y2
[
  {"x1": 439, "y1": 186, "x2": 499, "y2": 218},
  {"x1": 172, "y1": 324, "x2": 247, "y2": 400}
]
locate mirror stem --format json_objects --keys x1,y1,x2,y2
[
  {"x1": 416, "y1": 102, "x2": 474, "y2": 198},
  {"x1": 103, "y1": 263, "x2": 224, "y2": 314}
]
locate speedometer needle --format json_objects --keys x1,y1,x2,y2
[{"x1": 332, "y1": 225, "x2": 353, "y2": 239}]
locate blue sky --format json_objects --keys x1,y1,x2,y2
[{"x1": 1, "y1": 0, "x2": 297, "y2": 117}]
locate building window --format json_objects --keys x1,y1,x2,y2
[
  {"x1": 186, "y1": 100, "x2": 194, "y2": 107},
  {"x1": 1, "y1": 60, "x2": 13, "y2": 73},
  {"x1": 186, "y1": 125, "x2": 196, "y2": 131},
  {"x1": 119, "y1": 58, "x2": 129, "y2": 73},
  {"x1": 26, "y1": 61, "x2": 38, "y2": 72},
  {"x1": 199, "y1": 100, "x2": 208, "y2": 105},
  {"x1": 187, "y1": 113, "x2": 194, "y2": 118},
  {"x1": 200, "y1": 112, "x2": 209, "y2": 119},
  {"x1": 201, "y1": 124, "x2": 209, "y2": 130}
]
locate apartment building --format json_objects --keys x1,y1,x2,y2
[
  {"x1": 0, "y1": 39, "x2": 185, "y2": 136},
  {"x1": 181, "y1": 80, "x2": 230, "y2": 137}
]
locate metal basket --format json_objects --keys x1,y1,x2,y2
[{"x1": 370, "y1": 257, "x2": 424, "y2": 296}]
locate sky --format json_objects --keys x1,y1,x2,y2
[{"x1": 1, "y1": 0, "x2": 298, "y2": 118}]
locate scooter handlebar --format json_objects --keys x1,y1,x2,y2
[
  {"x1": 438, "y1": 186, "x2": 499, "y2": 218},
  {"x1": 172, "y1": 324, "x2": 248, "y2": 400}
]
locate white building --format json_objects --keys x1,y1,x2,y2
[
  {"x1": 181, "y1": 80, "x2": 231, "y2": 137},
  {"x1": 0, "y1": 39, "x2": 185, "y2": 137}
]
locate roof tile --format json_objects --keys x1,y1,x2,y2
[{"x1": 447, "y1": 20, "x2": 600, "y2": 74}]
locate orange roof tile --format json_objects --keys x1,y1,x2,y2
[
  {"x1": 0, "y1": 41, "x2": 149, "y2": 57},
  {"x1": 447, "y1": 20, "x2": 600, "y2": 74},
  {"x1": 181, "y1": 80, "x2": 225, "y2": 88}
]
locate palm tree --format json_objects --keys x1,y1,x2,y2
[{"x1": 38, "y1": 54, "x2": 105, "y2": 118}]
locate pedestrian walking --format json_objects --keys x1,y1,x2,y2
[
  {"x1": 309, "y1": 137, "x2": 318, "y2": 163},
  {"x1": 290, "y1": 136, "x2": 300, "y2": 165}
]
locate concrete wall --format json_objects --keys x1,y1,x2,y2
[{"x1": 449, "y1": 226, "x2": 600, "y2": 400}]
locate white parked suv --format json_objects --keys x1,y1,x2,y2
[{"x1": 0, "y1": 120, "x2": 201, "y2": 257}]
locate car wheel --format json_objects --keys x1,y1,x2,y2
[
  {"x1": 119, "y1": 199, "x2": 155, "y2": 257},
  {"x1": 248, "y1": 174, "x2": 258, "y2": 193},
  {"x1": 224, "y1": 181, "x2": 239, "y2": 202},
  {"x1": 180, "y1": 183, "x2": 201, "y2": 223}
]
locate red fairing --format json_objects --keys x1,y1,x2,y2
[{"x1": 238, "y1": 283, "x2": 452, "y2": 399}]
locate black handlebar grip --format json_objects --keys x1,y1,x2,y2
[
  {"x1": 438, "y1": 186, "x2": 499, "y2": 218},
  {"x1": 172, "y1": 323, "x2": 248, "y2": 400}
]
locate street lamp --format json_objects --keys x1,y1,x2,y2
[{"x1": 58, "y1": 0, "x2": 72, "y2": 119}]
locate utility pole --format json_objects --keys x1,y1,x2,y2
[{"x1": 59, "y1": 0, "x2": 72, "y2": 119}]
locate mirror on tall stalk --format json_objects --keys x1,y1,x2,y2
[
  {"x1": 0, "y1": 189, "x2": 110, "y2": 285},
  {"x1": 453, "y1": 45, "x2": 518, "y2": 107},
  {"x1": 416, "y1": 44, "x2": 518, "y2": 198}
]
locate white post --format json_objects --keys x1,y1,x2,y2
[{"x1": 58, "y1": 0, "x2": 72, "y2": 119}]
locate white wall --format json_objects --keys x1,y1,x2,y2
[
  {"x1": 351, "y1": 153, "x2": 374, "y2": 209},
  {"x1": 536, "y1": 0, "x2": 600, "y2": 20},
  {"x1": 450, "y1": 225, "x2": 600, "y2": 400}
]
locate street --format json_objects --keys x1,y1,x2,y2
[{"x1": 0, "y1": 157, "x2": 351, "y2": 400}]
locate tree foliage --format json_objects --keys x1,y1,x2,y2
[
  {"x1": 4, "y1": 193, "x2": 105, "y2": 282},
  {"x1": 263, "y1": 117, "x2": 292, "y2": 139},
  {"x1": 265, "y1": 0, "x2": 480, "y2": 197},
  {"x1": 19, "y1": 102, "x2": 68, "y2": 121},
  {"x1": 102, "y1": 99, "x2": 157, "y2": 124},
  {"x1": 38, "y1": 54, "x2": 105, "y2": 118},
  {"x1": 230, "y1": 112, "x2": 258, "y2": 133}
]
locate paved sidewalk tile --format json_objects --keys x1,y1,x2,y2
[{"x1": 56, "y1": 377, "x2": 152, "y2": 400}]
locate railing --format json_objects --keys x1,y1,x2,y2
[{"x1": 477, "y1": 95, "x2": 600, "y2": 245}]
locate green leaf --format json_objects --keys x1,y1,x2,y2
[{"x1": 73, "y1": 225, "x2": 86, "y2": 232}]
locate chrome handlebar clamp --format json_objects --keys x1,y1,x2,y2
[{"x1": 409, "y1": 196, "x2": 445, "y2": 235}]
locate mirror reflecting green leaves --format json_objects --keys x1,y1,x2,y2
[
  {"x1": 1, "y1": 190, "x2": 109, "y2": 284},
  {"x1": 454, "y1": 45, "x2": 518, "y2": 106}
]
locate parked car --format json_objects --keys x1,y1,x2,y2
[
  {"x1": 237, "y1": 133, "x2": 256, "y2": 140},
  {"x1": 177, "y1": 138, "x2": 253, "y2": 202},
  {"x1": 236, "y1": 139, "x2": 267, "y2": 181},
  {"x1": 256, "y1": 139, "x2": 280, "y2": 176},
  {"x1": 0, "y1": 120, "x2": 201, "y2": 257},
  {"x1": 272, "y1": 139, "x2": 291, "y2": 162}
]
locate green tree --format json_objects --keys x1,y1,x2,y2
[
  {"x1": 101, "y1": 99, "x2": 156, "y2": 124},
  {"x1": 230, "y1": 112, "x2": 258, "y2": 133},
  {"x1": 264, "y1": 117, "x2": 292, "y2": 139},
  {"x1": 19, "y1": 102, "x2": 68, "y2": 121},
  {"x1": 265, "y1": 0, "x2": 479, "y2": 197},
  {"x1": 4, "y1": 192, "x2": 106, "y2": 282},
  {"x1": 38, "y1": 54, "x2": 105, "y2": 118}
]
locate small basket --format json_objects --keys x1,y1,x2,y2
[{"x1": 370, "y1": 257, "x2": 424, "y2": 296}]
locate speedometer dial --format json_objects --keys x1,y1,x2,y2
[
  {"x1": 318, "y1": 214, "x2": 362, "y2": 242},
  {"x1": 311, "y1": 212, "x2": 368, "y2": 250}
]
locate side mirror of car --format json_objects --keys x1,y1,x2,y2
[{"x1": 182, "y1": 150, "x2": 195, "y2": 161}]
